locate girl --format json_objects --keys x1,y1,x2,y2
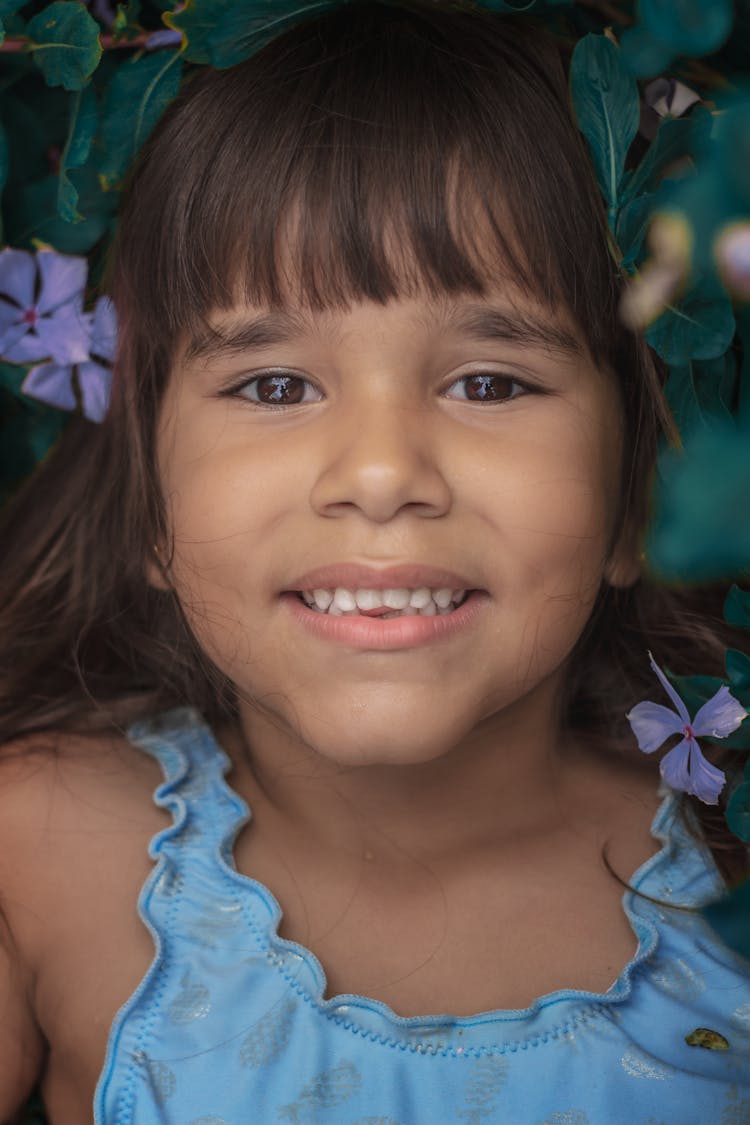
[{"x1": 1, "y1": 2, "x2": 749, "y2": 1122}]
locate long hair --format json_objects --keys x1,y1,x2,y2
[{"x1": 1, "y1": 0, "x2": 748, "y2": 883}]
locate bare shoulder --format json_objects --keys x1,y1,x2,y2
[
  {"x1": 0, "y1": 727, "x2": 168, "y2": 1118},
  {"x1": 0, "y1": 724, "x2": 167, "y2": 946},
  {"x1": 0, "y1": 726, "x2": 166, "y2": 861}
]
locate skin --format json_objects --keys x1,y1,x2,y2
[
  {"x1": 141, "y1": 269, "x2": 665, "y2": 1004},
  {"x1": 0, "y1": 268, "x2": 665, "y2": 1123},
  {"x1": 151, "y1": 278, "x2": 644, "y2": 858}
]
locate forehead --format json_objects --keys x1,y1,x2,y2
[{"x1": 182, "y1": 186, "x2": 591, "y2": 364}]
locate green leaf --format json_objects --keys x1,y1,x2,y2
[
  {"x1": 0, "y1": 117, "x2": 7, "y2": 242},
  {"x1": 738, "y1": 305, "x2": 750, "y2": 424},
  {"x1": 724, "y1": 585, "x2": 750, "y2": 631},
  {"x1": 646, "y1": 273, "x2": 736, "y2": 365},
  {"x1": 57, "y1": 84, "x2": 97, "y2": 222},
  {"x1": 727, "y1": 757, "x2": 750, "y2": 843},
  {"x1": 112, "y1": 4, "x2": 128, "y2": 40},
  {"x1": 663, "y1": 353, "x2": 736, "y2": 438},
  {"x1": 0, "y1": 0, "x2": 29, "y2": 16},
  {"x1": 465, "y1": 0, "x2": 538, "y2": 9},
  {"x1": 620, "y1": 25, "x2": 674, "y2": 78},
  {"x1": 569, "y1": 34, "x2": 640, "y2": 224},
  {"x1": 98, "y1": 50, "x2": 183, "y2": 189},
  {"x1": 700, "y1": 876, "x2": 750, "y2": 961},
  {"x1": 641, "y1": 0, "x2": 734, "y2": 58},
  {"x1": 616, "y1": 194, "x2": 653, "y2": 269},
  {"x1": 666, "y1": 664, "x2": 750, "y2": 747},
  {"x1": 621, "y1": 106, "x2": 713, "y2": 208},
  {"x1": 615, "y1": 178, "x2": 683, "y2": 270},
  {"x1": 668, "y1": 672, "x2": 728, "y2": 716},
  {"x1": 27, "y1": 1, "x2": 102, "y2": 92},
  {"x1": 726, "y1": 649, "x2": 750, "y2": 696},
  {"x1": 9, "y1": 165, "x2": 117, "y2": 254},
  {"x1": 165, "y1": 0, "x2": 347, "y2": 68},
  {"x1": 726, "y1": 781, "x2": 750, "y2": 842},
  {"x1": 645, "y1": 416, "x2": 750, "y2": 582}
]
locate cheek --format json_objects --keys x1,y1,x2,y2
[
  {"x1": 493, "y1": 412, "x2": 617, "y2": 577},
  {"x1": 156, "y1": 411, "x2": 284, "y2": 661},
  {"x1": 480, "y1": 406, "x2": 620, "y2": 679}
]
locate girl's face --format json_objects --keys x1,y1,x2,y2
[{"x1": 152, "y1": 280, "x2": 639, "y2": 770}]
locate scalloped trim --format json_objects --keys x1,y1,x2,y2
[{"x1": 112, "y1": 705, "x2": 724, "y2": 1058}]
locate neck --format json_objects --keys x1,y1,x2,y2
[{"x1": 219, "y1": 676, "x2": 607, "y2": 865}]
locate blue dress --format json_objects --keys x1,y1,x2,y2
[{"x1": 94, "y1": 707, "x2": 750, "y2": 1124}]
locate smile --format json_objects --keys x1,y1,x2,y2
[
  {"x1": 281, "y1": 590, "x2": 489, "y2": 650},
  {"x1": 297, "y1": 586, "x2": 470, "y2": 617}
]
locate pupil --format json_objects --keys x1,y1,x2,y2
[
  {"x1": 259, "y1": 375, "x2": 302, "y2": 404},
  {"x1": 469, "y1": 375, "x2": 509, "y2": 401}
]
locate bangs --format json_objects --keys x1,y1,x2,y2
[{"x1": 112, "y1": 1, "x2": 622, "y2": 368}]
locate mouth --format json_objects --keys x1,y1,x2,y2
[{"x1": 289, "y1": 588, "x2": 476, "y2": 618}]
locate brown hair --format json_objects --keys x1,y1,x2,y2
[{"x1": 0, "y1": 0, "x2": 748, "y2": 885}]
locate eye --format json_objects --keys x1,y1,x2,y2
[
  {"x1": 444, "y1": 372, "x2": 534, "y2": 404},
  {"x1": 222, "y1": 371, "x2": 319, "y2": 409}
]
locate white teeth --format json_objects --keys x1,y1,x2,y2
[
  {"x1": 408, "y1": 587, "x2": 433, "y2": 609},
  {"x1": 300, "y1": 585, "x2": 470, "y2": 617},
  {"x1": 384, "y1": 588, "x2": 412, "y2": 609},
  {"x1": 332, "y1": 588, "x2": 358, "y2": 613},
  {"x1": 354, "y1": 589, "x2": 383, "y2": 611}
]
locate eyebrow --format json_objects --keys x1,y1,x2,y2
[
  {"x1": 439, "y1": 304, "x2": 583, "y2": 358},
  {"x1": 184, "y1": 311, "x2": 310, "y2": 363},
  {"x1": 184, "y1": 303, "x2": 583, "y2": 364}
]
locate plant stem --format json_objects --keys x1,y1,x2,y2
[{"x1": 0, "y1": 32, "x2": 161, "y2": 53}]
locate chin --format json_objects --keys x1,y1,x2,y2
[{"x1": 307, "y1": 732, "x2": 460, "y2": 771}]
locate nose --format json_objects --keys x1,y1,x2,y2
[{"x1": 308, "y1": 394, "x2": 452, "y2": 523}]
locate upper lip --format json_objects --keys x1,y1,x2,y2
[{"x1": 284, "y1": 562, "x2": 484, "y2": 593}]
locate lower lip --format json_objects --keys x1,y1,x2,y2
[{"x1": 280, "y1": 591, "x2": 490, "y2": 650}]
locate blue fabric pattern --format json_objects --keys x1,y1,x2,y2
[{"x1": 94, "y1": 707, "x2": 750, "y2": 1124}]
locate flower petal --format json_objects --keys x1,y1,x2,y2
[
  {"x1": 0, "y1": 248, "x2": 36, "y2": 308},
  {"x1": 659, "y1": 737, "x2": 692, "y2": 792},
  {"x1": 145, "y1": 28, "x2": 182, "y2": 49},
  {"x1": 21, "y1": 363, "x2": 77, "y2": 412},
  {"x1": 1, "y1": 329, "x2": 53, "y2": 364},
  {"x1": 77, "y1": 361, "x2": 112, "y2": 423},
  {"x1": 35, "y1": 305, "x2": 91, "y2": 365},
  {"x1": 36, "y1": 251, "x2": 88, "y2": 315},
  {"x1": 0, "y1": 299, "x2": 24, "y2": 333},
  {"x1": 690, "y1": 684, "x2": 749, "y2": 739},
  {"x1": 685, "y1": 745, "x2": 726, "y2": 805},
  {"x1": 0, "y1": 321, "x2": 32, "y2": 360},
  {"x1": 659, "y1": 737, "x2": 726, "y2": 804},
  {"x1": 647, "y1": 650, "x2": 691, "y2": 723},
  {"x1": 626, "y1": 700, "x2": 685, "y2": 752}
]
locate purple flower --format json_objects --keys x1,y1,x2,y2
[
  {"x1": 0, "y1": 248, "x2": 90, "y2": 366},
  {"x1": 21, "y1": 296, "x2": 116, "y2": 423},
  {"x1": 145, "y1": 29, "x2": 183, "y2": 50},
  {"x1": 88, "y1": 0, "x2": 116, "y2": 29},
  {"x1": 626, "y1": 651, "x2": 748, "y2": 804},
  {"x1": 0, "y1": 247, "x2": 116, "y2": 423},
  {"x1": 643, "y1": 77, "x2": 701, "y2": 119}
]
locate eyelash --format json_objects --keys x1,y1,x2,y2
[{"x1": 219, "y1": 371, "x2": 539, "y2": 410}]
